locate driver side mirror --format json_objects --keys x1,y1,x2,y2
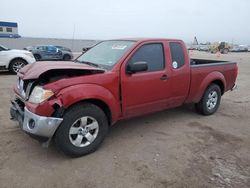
[{"x1": 126, "y1": 61, "x2": 148, "y2": 74}]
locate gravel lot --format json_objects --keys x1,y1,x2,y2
[{"x1": 0, "y1": 52, "x2": 249, "y2": 188}]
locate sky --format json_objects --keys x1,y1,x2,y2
[{"x1": 1, "y1": 0, "x2": 250, "y2": 44}]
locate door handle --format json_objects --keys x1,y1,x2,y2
[{"x1": 160, "y1": 74, "x2": 168, "y2": 80}]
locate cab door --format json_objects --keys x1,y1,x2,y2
[
  {"x1": 166, "y1": 42, "x2": 190, "y2": 107},
  {"x1": 120, "y1": 42, "x2": 172, "y2": 118},
  {"x1": 36, "y1": 46, "x2": 47, "y2": 60}
]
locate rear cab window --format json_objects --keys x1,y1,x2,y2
[{"x1": 169, "y1": 42, "x2": 185, "y2": 69}]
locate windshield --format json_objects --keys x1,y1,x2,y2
[{"x1": 75, "y1": 40, "x2": 135, "y2": 70}]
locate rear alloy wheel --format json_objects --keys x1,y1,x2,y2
[
  {"x1": 54, "y1": 103, "x2": 109, "y2": 157},
  {"x1": 9, "y1": 59, "x2": 27, "y2": 73},
  {"x1": 206, "y1": 91, "x2": 218, "y2": 110},
  {"x1": 195, "y1": 84, "x2": 221, "y2": 115}
]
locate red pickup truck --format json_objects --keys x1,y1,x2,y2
[{"x1": 10, "y1": 38, "x2": 238, "y2": 157}]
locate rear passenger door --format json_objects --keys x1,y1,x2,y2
[
  {"x1": 37, "y1": 46, "x2": 47, "y2": 60},
  {"x1": 121, "y1": 42, "x2": 172, "y2": 118},
  {"x1": 46, "y1": 46, "x2": 59, "y2": 59}
]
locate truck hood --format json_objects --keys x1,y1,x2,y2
[{"x1": 18, "y1": 61, "x2": 105, "y2": 80}]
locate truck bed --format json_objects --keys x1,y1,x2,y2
[
  {"x1": 190, "y1": 58, "x2": 235, "y2": 66},
  {"x1": 185, "y1": 58, "x2": 237, "y2": 103}
]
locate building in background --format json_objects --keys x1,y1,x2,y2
[{"x1": 0, "y1": 21, "x2": 21, "y2": 38}]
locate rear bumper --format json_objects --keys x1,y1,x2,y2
[{"x1": 10, "y1": 99, "x2": 63, "y2": 139}]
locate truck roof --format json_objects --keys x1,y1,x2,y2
[{"x1": 114, "y1": 38, "x2": 183, "y2": 43}]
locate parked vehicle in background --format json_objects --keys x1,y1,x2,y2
[
  {"x1": 210, "y1": 42, "x2": 231, "y2": 54},
  {"x1": 10, "y1": 38, "x2": 238, "y2": 157},
  {"x1": 82, "y1": 47, "x2": 91, "y2": 54},
  {"x1": 55, "y1": 46, "x2": 72, "y2": 52},
  {"x1": 0, "y1": 45, "x2": 36, "y2": 73},
  {"x1": 198, "y1": 45, "x2": 210, "y2": 52},
  {"x1": 28, "y1": 45, "x2": 73, "y2": 61},
  {"x1": 187, "y1": 44, "x2": 199, "y2": 50},
  {"x1": 230, "y1": 45, "x2": 248, "y2": 52},
  {"x1": 23, "y1": 46, "x2": 36, "y2": 51}
]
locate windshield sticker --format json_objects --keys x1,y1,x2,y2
[{"x1": 111, "y1": 45, "x2": 127, "y2": 50}]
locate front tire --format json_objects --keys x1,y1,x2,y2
[
  {"x1": 195, "y1": 84, "x2": 221, "y2": 115},
  {"x1": 54, "y1": 103, "x2": 109, "y2": 157}
]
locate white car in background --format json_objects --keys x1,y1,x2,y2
[{"x1": 0, "y1": 45, "x2": 36, "y2": 73}]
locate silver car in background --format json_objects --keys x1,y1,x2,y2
[{"x1": 25, "y1": 45, "x2": 73, "y2": 61}]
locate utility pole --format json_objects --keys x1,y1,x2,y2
[{"x1": 71, "y1": 24, "x2": 76, "y2": 51}]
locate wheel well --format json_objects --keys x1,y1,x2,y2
[
  {"x1": 211, "y1": 80, "x2": 224, "y2": 95},
  {"x1": 34, "y1": 54, "x2": 41, "y2": 58},
  {"x1": 9, "y1": 58, "x2": 27, "y2": 69},
  {"x1": 66, "y1": 99, "x2": 112, "y2": 126}
]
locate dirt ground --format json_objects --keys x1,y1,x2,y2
[{"x1": 0, "y1": 51, "x2": 249, "y2": 188}]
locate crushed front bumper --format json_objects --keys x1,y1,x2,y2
[{"x1": 10, "y1": 99, "x2": 63, "y2": 141}]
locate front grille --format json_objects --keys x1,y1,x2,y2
[
  {"x1": 17, "y1": 78, "x2": 35, "y2": 100},
  {"x1": 17, "y1": 78, "x2": 26, "y2": 98},
  {"x1": 15, "y1": 97, "x2": 25, "y2": 111}
]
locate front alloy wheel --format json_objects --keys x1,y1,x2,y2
[
  {"x1": 69, "y1": 116, "x2": 99, "y2": 147},
  {"x1": 54, "y1": 103, "x2": 109, "y2": 157}
]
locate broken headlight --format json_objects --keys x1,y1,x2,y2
[{"x1": 28, "y1": 86, "x2": 54, "y2": 104}]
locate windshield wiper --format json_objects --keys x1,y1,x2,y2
[
  {"x1": 75, "y1": 60, "x2": 106, "y2": 70},
  {"x1": 75, "y1": 60, "x2": 99, "y2": 68}
]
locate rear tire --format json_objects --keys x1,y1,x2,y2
[
  {"x1": 54, "y1": 103, "x2": 109, "y2": 157},
  {"x1": 63, "y1": 54, "x2": 71, "y2": 61},
  {"x1": 195, "y1": 84, "x2": 221, "y2": 115},
  {"x1": 9, "y1": 59, "x2": 27, "y2": 73}
]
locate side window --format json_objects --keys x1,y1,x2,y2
[
  {"x1": 128, "y1": 43, "x2": 164, "y2": 72},
  {"x1": 0, "y1": 27, "x2": 3, "y2": 32},
  {"x1": 170, "y1": 42, "x2": 185, "y2": 69},
  {"x1": 37, "y1": 46, "x2": 45, "y2": 50},
  {"x1": 47, "y1": 46, "x2": 56, "y2": 52}
]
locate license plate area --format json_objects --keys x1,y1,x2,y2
[{"x1": 10, "y1": 97, "x2": 25, "y2": 127}]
